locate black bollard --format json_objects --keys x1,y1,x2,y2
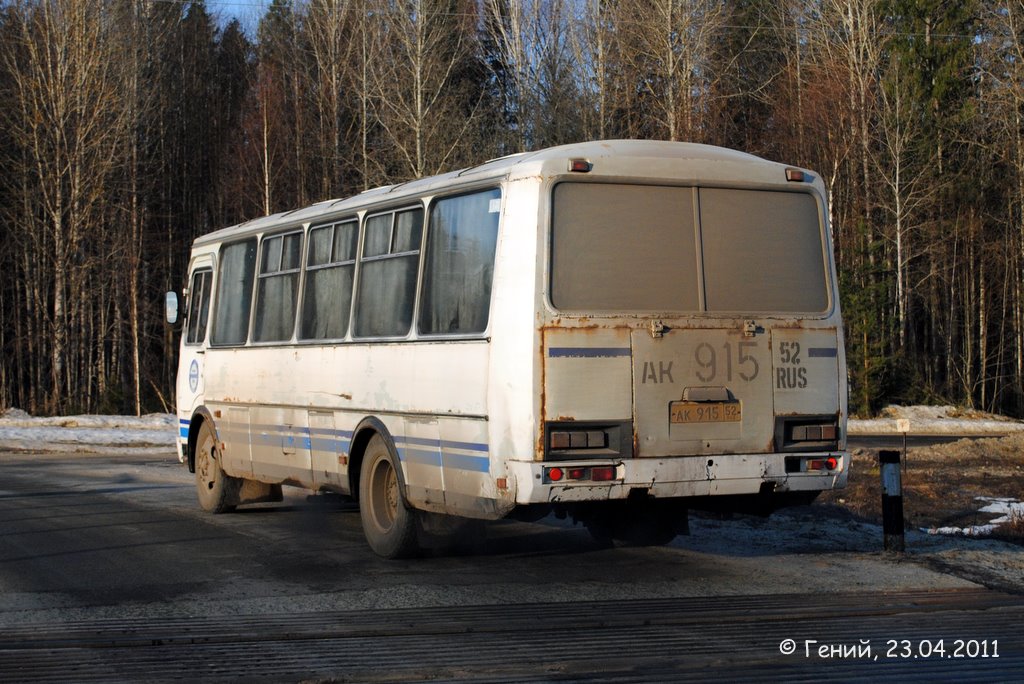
[{"x1": 879, "y1": 449, "x2": 905, "y2": 552}]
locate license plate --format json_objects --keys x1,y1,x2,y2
[{"x1": 670, "y1": 401, "x2": 742, "y2": 424}]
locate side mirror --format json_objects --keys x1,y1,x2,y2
[{"x1": 165, "y1": 291, "x2": 179, "y2": 325}]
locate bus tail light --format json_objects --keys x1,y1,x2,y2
[
  {"x1": 544, "y1": 464, "x2": 620, "y2": 484},
  {"x1": 785, "y1": 455, "x2": 841, "y2": 473},
  {"x1": 806, "y1": 456, "x2": 840, "y2": 472}
]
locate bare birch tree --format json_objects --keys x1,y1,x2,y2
[
  {"x1": 614, "y1": 0, "x2": 727, "y2": 142},
  {"x1": 1, "y1": 0, "x2": 132, "y2": 412},
  {"x1": 304, "y1": 0, "x2": 354, "y2": 198},
  {"x1": 369, "y1": 0, "x2": 483, "y2": 179},
  {"x1": 979, "y1": 1, "x2": 1024, "y2": 407}
]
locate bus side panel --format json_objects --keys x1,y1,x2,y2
[
  {"x1": 249, "y1": 405, "x2": 312, "y2": 486},
  {"x1": 486, "y1": 178, "x2": 542, "y2": 494},
  {"x1": 220, "y1": 406, "x2": 253, "y2": 477},
  {"x1": 202, "y1": 342, "x2": 499, "y2": 510},
  {"x1": 437, "y1": 417, "x2": 505, "y2": 518},
  {"x1": 542, "y1": 328, "x2": 632, "y2": 424},
  {"x1": 397, "y1": 415, "x2": 444, "y2": 511},
  {"x1": 770, "y1": 328, "x2": 841, "y2": 416},
  {"x1": 309, "y1": 410, "x2": 343, "y2": 488}
]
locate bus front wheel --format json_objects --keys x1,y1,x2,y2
[
  {"x1": 195, "y1": 420, "x2": 237, "y2": 514},
  {"x1": 359, "y1": 434, "x2": 419, "y2": 559}
]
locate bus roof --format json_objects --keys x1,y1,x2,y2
[{"x1": 194, "y1": 140, "x2": 787, "y2": 246}]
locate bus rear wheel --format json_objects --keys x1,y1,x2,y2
[
  {"x1": 359, "y1": 434, "x2": 419, "y2": 559},
  {"x1": 195, "y1": 420, "x2": 237, "y2": 514}
]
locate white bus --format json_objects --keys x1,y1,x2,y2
[{"x1": 167, "y1": 140, "x2": 848, "y2": 558}]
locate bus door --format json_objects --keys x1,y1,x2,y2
[{"x1": 178, "y1": 259, "x2": 214, "y2": 451}]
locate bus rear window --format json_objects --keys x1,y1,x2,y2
[
  {"x1": 551, "y1": 183, "x2": 699, "y2": 311},
  {"x1": 700, "y1": 188, "x2": 827, "y2": 313},
  {"x1": 550, "y1": 183, "x2": 828, "y2": 314}
]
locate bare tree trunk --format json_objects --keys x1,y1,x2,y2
[{"x1": 370, "y1": 0, "x2": 477, "y2": 179}]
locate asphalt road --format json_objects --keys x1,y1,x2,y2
[{"x1": 0, "y1": 450, "x2": 1020, "y2": 681}]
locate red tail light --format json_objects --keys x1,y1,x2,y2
[{"x1": 544, "y1": 464, "x2": 620, "y2": 484}]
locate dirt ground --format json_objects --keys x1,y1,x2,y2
[{"x1": 817, "y1": 434, "x2": 1024, "y2": 542}]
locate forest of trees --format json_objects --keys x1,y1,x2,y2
[{"x1": 2, "y1": 0, "x2": 1024, "y2": 419}]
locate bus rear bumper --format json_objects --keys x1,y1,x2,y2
[{"x1": 508, "y1": 452, "x2": 848, "y2": 505}]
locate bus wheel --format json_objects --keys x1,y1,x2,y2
[
  {"x1": 195, "y1": 420, "x2": 237, "y2": 514},
  {"x1": 359, "y1": 434, "x2": 419, "y2": 559}
]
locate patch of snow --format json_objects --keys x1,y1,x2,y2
[
  {"x1": 0, "y1": 410, "x2": 176, "y2": 453},
  {"x1": 926, "y1": 497, "x2": 1023, "y2": 538},
  {"x1": 928, "y1": 524, "x2": 999, "y2": 537},
  {"x1": 977, "y1": 497, "x2": 1024, "y2": 525},
  {"x1": 849, "y1": 404, "x2": 1024, "y2": 435}
]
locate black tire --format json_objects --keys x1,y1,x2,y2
[
  {"x1": 194, "y1": 419, "x2": 237, "y2": 514},
  {"x1": 359, "y1": 434, "x2": 419, "y2": 559}
]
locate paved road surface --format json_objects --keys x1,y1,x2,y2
[{"x1": 0, "y1": 450, "x2": 1019, "y2": 681}]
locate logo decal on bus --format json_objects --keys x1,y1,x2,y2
[{"x1": 189, "y1": 359, "x2": 200, "y2": 392}]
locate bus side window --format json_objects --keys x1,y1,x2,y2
[
  {"x1": 253, "y1": 231, "x2": 303, "y2": 342},
  {"x1": 211, "y1": 239, "x2": 257, "y2": 346},
  {"x1": 185, "y1": 270, "x2": 213, "y2": 345},
  {"x1": 353, "y1": 207, "x2": 423, "y2": 338},
  {"x1": 419, "y1": 188, "x2": 501, "y2": 335},
  {"x1": 300, "y1": 220, "x2": 357, "y2": 340}
]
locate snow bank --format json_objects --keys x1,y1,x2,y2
[
  {"x1": 927, "y1": 497, "x2": 1024, "y2": 538},
  {"x1": 0, "y1": 409, "x2": 176, "y2": 452},
  {"x1": 849, "y1": 405, "x2": 1024, "y2": 435}
]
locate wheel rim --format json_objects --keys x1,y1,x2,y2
[
  {"x1": 197, "y1": 429, "x2": 218, "y2": 492},
  {"x1": 369, "y1": 456, "x2": 398, "y2": 533}
]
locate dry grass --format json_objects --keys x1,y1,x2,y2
[
  {"x1": 990, "y1": 509, "x2": 1024, "y2": 544},
  {"x1": 816, "y1": 434, "x2": 1024, "y2": 544}
]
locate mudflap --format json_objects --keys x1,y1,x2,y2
[{"x1": 226, "y1": 479, "x2": 283, "y2": 507}]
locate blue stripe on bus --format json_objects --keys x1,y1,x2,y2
[
  {"x1": 398, "y1": 447, "x2": 443, "y2": 468},
  {"x1": 398, "y1": 448, "x2": 489, "y2": 474},
  {"x1": 307, "y1": 426, "x2": 355, "y2": 439},
  {"x1": 394, "y1": 435, "x2": 489, "y2": 453},
  {"x1": 808, "y1": 347, "x2": 838, "y2": 358},
  {"x1": 190, "y1": 420, "x2": 489, "y2": 474},
  {"x1": 442, "y1": 452, "x2": 490, "y2": 473},
  {"x1": 548, "y1": 347, "x2": 631, "y2": 358},
  {"x1": 179, "y1": 418, "x2": 190, "y2": 440},
  {"x1": 310, "y1": 436, "x2": 351, "y2": 453}
]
